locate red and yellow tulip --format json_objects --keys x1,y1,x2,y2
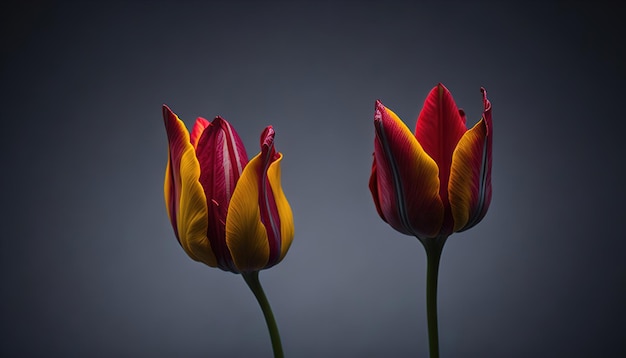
[
  {"x1": 163, "y1": 105, "x2": 294, "y2": 273},
  {"x1": 369, "y1": 83, "x2": 492, "y2": 241}
]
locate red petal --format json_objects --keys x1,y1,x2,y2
[
  {"x1": 257, "y1": 126, "x2": 283, "y2": 267},
  {"x1": 414, "y1": 84, "x2": 468, "y2": 207},
  {"x1": 162, "y1": 104, "x2": 187, "y2": 241},
  {"x1": 195, "y1": 116, "x2": 249, "y2": 272},
  {"x1": 190, "y1": 117, "x2": 210, "y2": 149}
]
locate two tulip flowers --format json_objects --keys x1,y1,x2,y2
[
  {"x1": 161, "y1": 82, "x2": 492, "y2": 358},
  {"x1": 369, "y1": 83, "x2": 492, "y2": 243},
  {"x1": 162, "y1": 83, "x2": 492, "y2": 271},
  {"x1": 162, "y1": 105, "x2": 294, "y2": 274}
]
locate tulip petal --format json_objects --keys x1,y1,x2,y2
[
  {"x1": 190, "y1": 117, "x2": 211, "y2": 149},
  {"x1": 226, "y1": 127, "x2": 293, "y2": 272},
  {"x1": 163, "y1": 105, "x2": 187, "y2": 240},
  {"x1": 414, "y1": 84, "x2": 468, "y2": 214},
  {"x1": 266, "y1": 153, "x2": 294, "y2": 262},
  {"x1": 448, "y1": 119, "x2": 486, "y2": 231},
  {"x1": 194, "y1": 116, "x2": 249, "y2": 272},
  {"x1": 414, "y1": 84, "x2": 468, "y2": 163},
  {"x1": 449, "y1": 88, "x2": 492, "y2": 232},
  {"x1": 371, "y1": 101, "x2": 444, "y2": 239},
  {"x1": 225, "y1": 154, "x2": 270, "y2": 272},
  {"x1": 258, "y1": 127, "x2": 294, "y2": 266},
  {"x1": 163, "y1": 105, "x2": 217, "y2": 267}
]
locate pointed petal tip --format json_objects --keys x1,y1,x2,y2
[
  {"x1": 162, "y1": 104, "x2": 173, "y2": 116},
  {"x1": 375, "y1": 99, "x2": 386, "y2": 111},
  {"x1": 210, "y1": 116, "x2": 233, "y2": 130},
  {"x1": 261, "y1": 126, "x2": 276, "y2": 150},
  {"x1": 194, "y1": 117, "x2": 210, "y2": 127},
  {"x1": 436, "y1": 82, "x2": 449, "y2": 92},
  {"x1": 374, "y1": 100, "x2": 386, "y2": 122},
  {"x1": 425, "y1": 83, "x2": 450, "y2": 102},
  {"x1": 162, "y1": 104, "x2": 179, "y2": 126},
  {"x1": 480, "y1": 87, "x2": 491, "y2": 112}
]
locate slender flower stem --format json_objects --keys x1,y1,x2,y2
[
  {"x1": 242, "y1": 271, "x2": 284, "y2": 358},
  {"x1": 424, "y1": 241, "x2": 444, "y2": 358}
]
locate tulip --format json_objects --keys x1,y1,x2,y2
[
  {"x1": 163, "y1": 105, "x2": 294, "y2": 273},
  {"x1": 370, "y1": 83, "x2": 492, "y2": 242},
  {"x1": 162, "y1": 105, "x2": 293, "y2": 357},
  {"x1": 369, "y1": 84, "x2": 492, "y2": 358}
]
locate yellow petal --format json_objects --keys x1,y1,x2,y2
[
  {"x1": 449, "y1": 118, "x2": 487, "y2": 232},
  {"x1": 177, "y1": 147, "x2": 218, "y2": 267},
  {"x1": 163, "y1": 106, "x2": 217, "y2": 267},
  {"x1": 225, "y1": 152, "x2": 271, "y2": 272}
]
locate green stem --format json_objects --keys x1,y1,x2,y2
[
  {"x1": 424, "y1": 241, "x2": 444, "y2": 358},
  {"x1": 242, "y1": 271, "x2": 284, "y2": 358}
]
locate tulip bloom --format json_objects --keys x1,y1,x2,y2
[
  {"x1": 162, "y1": 105, "x2": 294, "y2": 274},
  {"x1": 162, "y1": 105, "x2": 293, "y2": 357},
  {"x1": 369, "y1": 83, "x2": 492, "y2": 242},
  {"x1": 369, "y1": 84, "x2": 492, "y2": 358}
]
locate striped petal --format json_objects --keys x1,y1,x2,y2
[
  {"x1": 449, "y1": 88, "x2": 492, "y2": 232},
  {"x1": 195, "y1": 116, "x2": 249, "y2": 272},
  {"x1": 226, "y1": 127, "x2": 293, "y2": 272},
  {"x1": 163, "y1": 105, "x2": 217, "y2": 267},
  {"x1": 370, "y1": 101, "x2": 444, "y2": 239}
]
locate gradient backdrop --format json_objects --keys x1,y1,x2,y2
[{"x1": 1, "y1": 1, "x2": 625, "y2": 357}]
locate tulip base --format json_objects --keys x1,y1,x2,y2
[{"x1": 242, "y1": 271, "x2": 284, "y2": 358}]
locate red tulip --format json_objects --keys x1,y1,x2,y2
[{"x1": 369, "y1": 83, "x2": 492, "y2": 241}]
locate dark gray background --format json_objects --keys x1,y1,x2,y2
[{"x1": 1, "y1": 1, "x2": 625, "y2": 357}]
